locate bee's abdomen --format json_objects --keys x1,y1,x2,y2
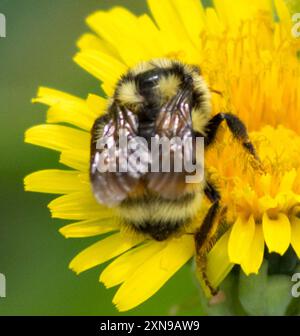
[
  {"x1": 118, "y1": 193, "x2": 202, "y2": 241},
  {"x1": 137, "y1": 219, "x2": 186, "y2": 241}
]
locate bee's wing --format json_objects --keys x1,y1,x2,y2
[
  {"x1": 90, "y1": 105, "x2": 149, "y2": 206},
  {"x1": 146, "y1": 88, "x2": 198, "y2": 199}
]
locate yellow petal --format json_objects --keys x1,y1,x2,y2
[
  {"x1": 59, "y1": 149, "x2": 89, "y2": 172},
  {"x1": 59, "y1": 218, "x2": 119, "y2": 238},
  {"x1": 205, "y1": 8, "x2": 224, "y2": 35},
  {"x1": 77, "y1": 33, "x2": 120, "y2": 60},
  {"x1": 262, "y1": 212, "x2": 291, "y2": 255},
  {"x1": 278, "y1": 169, "x2": 297, "y2": 193},
  {"x1": 24, "y1": 170, "x2": 88, "y2": 194},
  {"x1": 86, "y1": 94, "x2": 107, "y2": 119},
  {"x1": 100, "y1": 242, "x2": 164, "y2": 288},
  {"x1": 87, "y1": 8, "x2": 155, "y2": 65},
  {"x1": 46, "y1": 104, "x2": 94, "y2": 131},
  {"x1": 147, "y1": 0, "x2": 196, "y2": 56},
  {"x1": 206, "y1": 230, "x2": 233, "y2": 289},
  {"x1": 258, "y1": 195, "x2": 278, "y2": 213},
  {"x1": 25, "y1": 125, "x2": 90, "y2": 152},
  {"x1": 147, "y1": 0, "x2": 187, "y2": 41},
  {"x1": 274, "y1": 0, "x2": 291, "y2": 25},
  {"x1": 275, "y1": 191, "x2": 299, "y2": 212},
  {"x1": 291, "y1": 215, "x2": 300, "y2": 258},
  {"x1": 33, "y1": 87, "x2": 96, "y2": 130},
  {"x1": 213, "y1": 0, "x2": 272, "y2": 29},
  {"x1": 259, "y1": 174, "x2": 272, "y2": 195},
  {"x1": 113, "y1": 235, "x2": 194, "y2": 312},
  {"x1": 32, "y1": 87, "x2": 83, "y2": 106},
  {"x1": 241, "y1": 224, "x2": 265, "y2": 275},
  {"x1": 136, "y1": 14, "x2": 166, "y2": 58},
  {"x1": 228, "y1": 216, "x2": 256, "y2": 264},
  {"x1": 69, "y1": 232, "x2": 144, "y2": 274},
  {"x1": 77, "y1": 33, "x2": 103, "y2": 50},
  {"x1": 48, "y1": 191, "x2": 114, "y2": 220},
  {"x1": 74, "y1": 50, "x2": 127, "y2": 95},
  {"x1": 172, "y1": 0, "x2": 205, "y2": 47}
]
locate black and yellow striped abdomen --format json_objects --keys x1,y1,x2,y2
[{"x1": 117, "y1": 191, "x2": 203, "y2": 241}]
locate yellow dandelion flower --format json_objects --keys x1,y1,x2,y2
[
  {"x1": 24, "y1": 0, "x2": 300, "y2": 312},
  {"x1": 207, "y1": 126, "x2": 300, "y2": 276}
]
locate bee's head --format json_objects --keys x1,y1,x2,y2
[
  {"x1": 114, "y1": 59, "x2": 209, "y2": 118},
  {"x1": 136, "y1": 68, "x2": 164, "y2": 100}
]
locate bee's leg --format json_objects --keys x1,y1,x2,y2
[
  {"x1": 194, "y1": 181, "x2": 221, "y2": 296},
  {"x1": 204, "y1": 180, "x2": 220, "y2": 203},
  {"x1": 204, "y1": 113, "x2": 259, "y2": 160}
]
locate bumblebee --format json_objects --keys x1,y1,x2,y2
[{"x1": 90, "y1": 59, "x2": 258, "y2": 295}]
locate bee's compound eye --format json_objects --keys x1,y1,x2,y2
[{"x1": 137, "y1": 69, "x2": 162, "y2": 93}]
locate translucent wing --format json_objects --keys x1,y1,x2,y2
[
  {"x1": 90, "y1": 104, "x2": 150, "y2": 206},
  {"x1": 146, "y1": 87, "x2": 198, "y2": 199}
]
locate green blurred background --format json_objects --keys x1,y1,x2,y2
[{"x1": 0, "y1": 0, "x2": 299, "y2": 316}]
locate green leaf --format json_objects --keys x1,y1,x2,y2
[
  {"x1": 268, "y1": 247, "x2": 299, "y2": 275},
  {"x1": 239, "y1": 260, "x2": 294, "y2": 315},
  {"x1": 265, "y1": 275, "x2": 293, "y2": 316},
  {"x1": 238, "y1": 261, "x2": 268, "y2": 315},
  {"x1": 197, "y1": 272, "x2": 247, "y2": 316}
]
